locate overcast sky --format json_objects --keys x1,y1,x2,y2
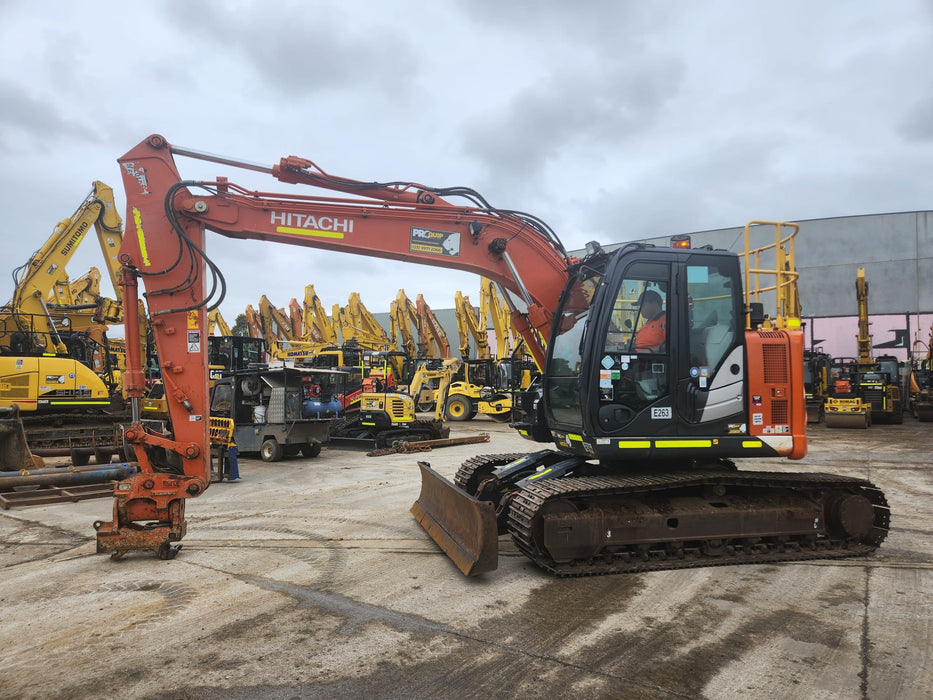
[{"x1": 2, "y1": 1, "x2": 932, "y2": 329}]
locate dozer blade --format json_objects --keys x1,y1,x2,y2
[{"x1": 410, "y1": 461, "x2": 498, "y2": 576}]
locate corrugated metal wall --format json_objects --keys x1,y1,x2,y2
[{"x1": 612, "y1": 211, "x2": 933, "y2": 317}]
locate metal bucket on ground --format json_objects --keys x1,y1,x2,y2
[{"x1": 0, "y1": 406, "x2": 43, "y2": 471}]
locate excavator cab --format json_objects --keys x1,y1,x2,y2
[{"x1": 527, "y1": 244, "x2": 756, "y2": 461}]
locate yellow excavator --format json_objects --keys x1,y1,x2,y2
[
  {"x1": 207, "y1": 309, "x2": 232, "y2": 336},
  {"x1": 287, "y1": 298, "x2": 304, "y2": 340},
  {"x1": 0, "y1": 182, "x2": 123, "y2": 414},
  {"x1": 445, "y1": 288, "x2": 513, "y2": 421},
  {"x1": 390, "y1": 289, "x2": 420, "y2": 360},
  {"x1": 907, "y1": 324, "x2": 933, "y2": 421},
  {"x1": 340, "y1": 292, "x2": 394, "y2": 350},
  {"x1": 303, "y1": 284, "x2": 339, "y2": 345},
  {"x1": 825, "y1": 268, "x2": 903, "y2": 428},
  {"x1": 390, "y1": 290, "x2": 454, "y2": 410},
  {"x1": 44, "y1": 266, "x2": 122, "y2": 384},
  {"x1": 416, "y1": 294, "x2": 452, "y2": 360},
  {"x1": 482, "y1": 276, "x2": 538, "y2": 392},
  {"x1": 243, "y1": 304, "x2": 263, "y2": 339}
]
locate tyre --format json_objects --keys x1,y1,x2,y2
[
  {"x1": 300, "y1": 442, "x2": 322, "y2": 458},
  {"x1": 445, "y1": 395, "x2": 473, "y2": 421},
  {"x1": 260, "y1": 438, "x2": 283, "y2": 462}
]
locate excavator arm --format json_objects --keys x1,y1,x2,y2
[
  {"x1": 856, "y1": 267, "x2": 872, "y2": 364},
  {"x1": 259, "y1": 295, "x2": 295, "y2": 341},
  {"x1": 2, "y1": 181, "x2": 123, "y2": 355},
  {"x1": 255, "y1": 295, "x2": 330, "y2": 361},
  {"x1": 303, "y1": 285, "x2": 338, "y2": 344},
  {"x1": 482, "y1": 278, "x2": 513, "y2": 360},
  {"x1": 243, "y1": 304, "x2": 263, "y2": 339},
  {"x1": 454, "y1": 291, "x2": 490, "y2": 360},
  {"x1": 391, "y1": 290, "x2": 419, "y2": 359},
  {"x1": 48, "y1": 267, "x2": 100, "y2": 307},
  {"x1": 287, "y1": 298, "x2": 303, "y2": 339},
  {"x1": 416, "y1": 294, "x2": 451, "y2": 359},
  {"x1": 207, "y1": 309, "x2": 232, "y2": 336},
  {"x1": 344, "y1": 292, "x2": 393, "y2": 350},
  {"x1": 96, "y1": 134, "x2": 570, "y2": 558}
]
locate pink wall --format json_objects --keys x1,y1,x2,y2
[{"x1": 804, "y1": 314, "x2": 933, "y2": 362}]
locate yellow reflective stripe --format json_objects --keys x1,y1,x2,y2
[
  {"x1": 133, "y1": 207, "x2": 150, "y2": 266},
  {"x1": 567, "y1": 433, "x2": 583, "y2": 442},
  {"x1": 529, "y1": 468, "x2": 552, "y2": 480},
  {"x1": 655, "y1": 440, "x2": 712, "y2": 448},
  {"x1": 49, "y1": 401, "x2": 109, "y2": 405},
  {"x1": 618, "y1": 441, "x2": 651, "y2": 449},
  {"x1": 277, "y1": 226, "x2": 345, "y2": 239},
  {"x1": 742, "y1": 440, "x2": 763, "y2": 448}
]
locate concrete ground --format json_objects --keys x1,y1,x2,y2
[{"x1": 1, "y1": 417, "x2": 930, "y2": 700}]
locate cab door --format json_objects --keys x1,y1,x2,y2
[{"x1": 674, "y1": 255, "x2": 746, "y2": 430}]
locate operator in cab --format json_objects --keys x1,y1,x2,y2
[{"x1": 635, "y1": 289, "x2": 666, "y2": 352}]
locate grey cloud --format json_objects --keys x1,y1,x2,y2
[
  {"x1": 455, "y1": 0, "x2": 664, "y2": 43},
  {"x1": 898, "y1": 97, "x2": 933, "y2": 142},
  {"x1": 0, "y1": 80, "x2": 98, "y2": 151},
  {"x1": 460, "y1": 57, "x2": 685, "y2": 186},
  {"x1": 158, "y1": 2, "x2": 419, "y2": 97}
]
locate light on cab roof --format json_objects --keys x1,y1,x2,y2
[{"x1": 671, "y1": 235, "x2": 691, "y2": 249}]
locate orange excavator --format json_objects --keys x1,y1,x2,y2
[{"x1": 95, "y1": 135, "x2": 888, "y2": 577}]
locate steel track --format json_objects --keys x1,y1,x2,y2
[{"x1": 507, "y1": 470, "x2": 890, "y2": 577}]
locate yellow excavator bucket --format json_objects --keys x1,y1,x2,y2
[{"x1": 410, "y1": 461, "x2": 499, "y2": 575}]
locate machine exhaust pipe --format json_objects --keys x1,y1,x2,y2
[{"x1": 410, "y1": 461, "x2": 499, "y2": 576}]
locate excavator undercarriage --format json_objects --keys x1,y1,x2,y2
[{"x1": 413, "y1": 452, "x2": 889, "y2": 576}]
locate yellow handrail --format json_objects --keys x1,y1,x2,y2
[{"x1": 742, "y1": 220, "x2": 801, "y2": 330}]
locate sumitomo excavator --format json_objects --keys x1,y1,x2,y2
[
  {"x1": 1, "y1": 182, "x2": 124, "y2": 413},
  {"x1": 95, "y1": 135, "x2": 889, "y2": 576}
]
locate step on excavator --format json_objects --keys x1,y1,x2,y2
[{"x1": 94, "y1": 135, "x2": 889, "y2": 574}]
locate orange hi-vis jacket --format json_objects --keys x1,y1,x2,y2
[{"x1": 636, "y1": 316, "x2": 666, "y2": 350}]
